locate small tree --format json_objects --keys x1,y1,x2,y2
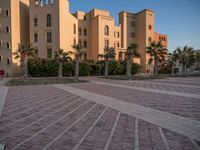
[
  {"x1": 54, "y1": 49, "x2": 71, "y2": 79},
  {"x1": 146, "y1": 41, "x2": 167, "y2": 76},
  {"x1": 175, "y1": 46, "x2": 195, "y2": 76},
  {"x1": 13, "y1": 44, "x2": 37, "y2": 82},
  {"x1": 71, "y1": 44, "x2": 86, "y2": 80},
  {"x1": 98, "y1": 47, "x2": 115, "y2": 77},
  {"x1": 125, "y1": 43, "x2": 140, "y2": 79}
]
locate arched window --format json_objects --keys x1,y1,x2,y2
[
  {"x1": 6, "y1": 26, "x2": 10, "y2": 33},
  {"x1": 105, "y1": 25, "x2": 109, "y2": 36},
  {"x1": 47, "y1": 14, "x2": 51, "y2": 27},
  {"x1": 5, "y1": 10, "x2": 9, "y2": 16},
  {"x1": 7, "y1": 58, "x2": 10, "y2": 65},
  {"x1": 6, "y1": 42, "x2": 10, "y2": 49},
  {"x1": 73, "y1": 24, "x2": 76, "y2": 34}
]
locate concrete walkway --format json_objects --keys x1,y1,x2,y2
[
  {"x1": 0, "y1": 78, "x2": 10, "y2": 117},
  {"x1": 53, "y1": 84, "x2": 200, "y2": 142}
]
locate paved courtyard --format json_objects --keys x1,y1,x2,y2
[{"x1": 0, "y1": 77, "x2": 200, "y2": 150}]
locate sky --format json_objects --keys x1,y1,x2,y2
[{"x1": 69, "y1": 0, "x2": 200, "y2": 52}]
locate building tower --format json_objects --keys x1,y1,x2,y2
[{"x1": 29, "y1": 0, "x2": 78, "y2": 59}]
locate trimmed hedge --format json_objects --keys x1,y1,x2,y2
[{"x1": 28, "y1": 58, "x2": 140, "y2": 77}]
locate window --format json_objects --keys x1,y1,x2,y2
[
  {"x1": 117, "y1": 32, "x2": 120, "y2": 38},
  {"x1": 131, "y1": 21, "x2": 135, "y2": 27},
  {"x1": 84, "y1": 41, "x2": 87, "y2": 48},
  {"x1": 79, "y1": 28, "x2": 82, "y2": 35},
  {"x1": 79, "y1": 40, "x2": 82, "y2": 46},
  {"x1": 0, "y1": 8, "x2": 2, "y2": 15},
  {"x1": 35, "y1": 0, "x2": 39, "y2": 6},
  {"x1": 0, "y1": 56, "x2": 2, "y2": 62},
  {"x1": 47, "y1": 14, "x2": 52, "y2": 27},
  {"x1": 5, "y1": 10, "x2": 9, "y2": 16},
  {"x1": 0, "y1": 24, "x2": 2, "y2": 32},
  {"x1": 73, "y1": 39, "x2": 76, "y2": 45},
  {"x1": 84, "y1": 29, "x2": 87, "y2": 36},
  {"x1": 148, "y1": 37, "x2": 152, "y2": 42},
  {"x1": 34, "y1": 17, "x2": 38, "y2": 27},
  {"x1": 164, "y1": 37, "x2": 166, "y2": 41},
  {"x1": 47, "y1": 32, "x2": 52, "y2": 43},
  {"x1": 34, "y1": 33, "x2": 38, "y2": 43},
  {"x1": 84, "y1": 53, "x2": 87, "y2": 59},
  {"x1": 35, "y1": 49, "x2": 38, "y2": 55},
  {"x1": 84, "y1": 15, "x2": 86, "y2": 20},
  {"x1": 73, "y1": 24, "x2": 76, "y2": 34},
  {"x1": 7, "y1": 58, "x2": 10, "y2": 65},
  {"x1": 131, "y1": 32, "x2": 135, "y2": 38},
  {"x1": 6, "y1": 42, "x2": 10, "y2": 49},
  {"x1": 105, "y1": 40, "x2": 109, "y2": 48},
  {"x1": 105, "y1": 25, "x2": 109, "y2": 36},
  {"x1": 50, "y1": 0, "x2": 54, "y2": 5},
  {"x1": 47, "y1": 48, "x2": 52, "y2": 59},
  {"x1": 159, "y1": 36, "x2": 162, "y2": 41},
  {"x1": 6, "y1": 26, "x2": 10, "y2": 33},
  {"x1": 119, "y1": 52, "x2": 123, "y2": 61},
  {"x1": 0, "y1": 40, "x2": 2, "y2": 47},
  {"x1": 117, "y1": 42, "x2": 120, "y2": 48},
  {"x1": 149, "y1": 25, "x2": 152, "y2": 30}
]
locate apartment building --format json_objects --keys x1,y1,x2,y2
[
  {"x1": 0, "y1": 0, "x2": 167, "y2": 76},
  {"x1": 0, "y1": 0, "x2": 29, "y2": 76},
  {"x1": 119, "y1": 10, "x2": 167, "y2": 73}
]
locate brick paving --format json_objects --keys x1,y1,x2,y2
[
  {"x1": 70, "y1": 82, "x2": 200, "y2": 121},
  {"x1": 0, "y1": 77, "x2": 200, "y2": 150}
]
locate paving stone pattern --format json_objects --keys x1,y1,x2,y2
[
  {"x1": 70, "y1": 83, "x2": 200, "y2": 121},
  {"x1": 0, "y1": 78, "x2": 199, "y2": 150}
]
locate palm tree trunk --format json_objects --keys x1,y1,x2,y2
[
  {"x1": 20, "y1": 56, "x2": 24, "y2": 81},
  {"x1": 105, "y1": 60, "x2": 109, "y2": 77},
  {"x1": 58, "y1": 61, "x2": 63, "y2": 79},
  {"x1": 154, "y1": 56, "x2": 159, "y2": 76},
  {"x1": 74, "y1": 56, "x2": 80, "y2": 80},
  {"x1": 24, "y1": 57, "x2": 28, "y2": 83},
  {"x1": 126, "y1": 56, "x2": 132, "y2": 79},
  {"x1": 171, "y1": 64, "x2": 175, "y2": 75}
]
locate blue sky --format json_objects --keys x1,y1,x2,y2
[{"x1": 69, "y1": 0, "x2": 200, "y2": 52}]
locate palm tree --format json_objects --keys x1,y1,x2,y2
[
  {"x1": 196, "y1": 50, "x2": 200, "y2": 71},
  {"x1": 175, "y1": 46, "x2": 195, "y2": 76},
  {"x1": 98, "y1": 47, "x2": 115, "y2": 77},
  {"x1": 125, "y1": 43, "x2": 140, "y2": 79},
  {"x1": 13, "y1": 44, "x2": 37, "y2": 82},
  {"x1": 146, "y1": 41, "x2": 167, "y2": 76},
  {"x1": 71, "y1": 44, "x2": 86, "y2": 80},
  {"x1": 54, "y1": 49, "x2": 71, "y2": 79},
  {"x1": 168, "y1": 51, "x2": 178, "y2": 75}
]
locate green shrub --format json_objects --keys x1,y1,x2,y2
[{"x1": 28, "y1": 58, "x2": 140, "y2": 77}]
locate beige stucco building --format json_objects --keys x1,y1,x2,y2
[
  {"x1": 0, "y1": 0, "x2": 29, "y2": 76},
  {"x1": 0, "y1": 0, "x2": 167, "y2": 76}
]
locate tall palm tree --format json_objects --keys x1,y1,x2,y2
[
  {"x1": 196, "y1": 50, "x2": 200, "y2": 71},
  {"x1": 146, "y1": 41, "x2": 167, "y2": 76},
  {"x1": 54, "y1": 49, "x2": 71, "y2": 79},
  {"x1": 125, "y1": 43, "x2": 140, "y2": 79},
  {"x1": 13, "y1": 44, "x2": 37, "y2": 82},
  {"x1": 98, "y1": 47, "x2": 115, "y2": 77},
  {"x1": 168, "y1": 51, "x2": 178, "y2": 75},
  {"x1": 175, "y1": 46, "x2": 195, "y2": 76},
  {"x1": 71, "y1": 44, "x2": 86, "y2": 80}
]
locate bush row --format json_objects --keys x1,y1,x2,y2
[{"x1": 28, "y1": 58, "x2": 140, "y2": 77}]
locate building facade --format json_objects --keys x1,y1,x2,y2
[
  {"x1": 0, "y1": 0, "x2": 29, "y2": 76},
  {"x1": 0, "y1": 0, "x2": 167, "y2": 76}
]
